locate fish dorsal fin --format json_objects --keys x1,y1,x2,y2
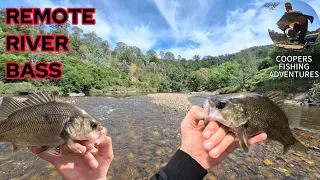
[
  {"x1": 264, "y1": 91, "x2": 285, "y2": 108},
  {"x1": 23, "y1": 92, "x2": 55, "y2": 107},
  {"x1": 187, "y1": 95, "x2": 211, "y2": 107},
  {"x1": 0, "y1": 97, "x2": 26, "y2": 121}
]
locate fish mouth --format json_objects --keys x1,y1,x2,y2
[
  {"x1": 74, "y1": 127, "x2": 107, "y2": 145},
  {"x1": 203, "y1": 99, "x2": 232, "y2": 127},
  {"x1": 89, "y1": 127, "x2": 107, "y2": 145}
]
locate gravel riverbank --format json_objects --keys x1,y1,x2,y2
[
  {"x1": 148, "y1": 93, "x2": 192, "y2": 112},
  {"x1": 147, "y1": 92, "x2": 218, "y2": 112}
]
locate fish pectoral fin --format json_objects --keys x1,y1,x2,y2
[
  {"x1": 12, "y1": 143, "x2": 22, "y2": 153},
  {"x1": 67, "y1": 138, "x2": 82, "y2": 154},
  {"x1": 35, "y1": 146, "x2": 54, "y2": 155},
  {"x1": 235, "y1": 127, "x2": 250, "y2": 153},
  {"x1": 47, "y1": 146, "x2": 61, "y2": 155},
  {"x1": 239, "y1": 136, "x2": 249, "y2": 153}
]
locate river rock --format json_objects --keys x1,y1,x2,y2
[
  {"x1": 293, "y1": 93, "x2": 309, "y2": 102},
  {"x1": 67, "y1": 92, "x2": 85, "y2": 97}
]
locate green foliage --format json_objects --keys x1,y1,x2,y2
[
  {"x1": 219, "y1": 85, "x2": 241, "y2": 94},
  {"x1": 258, "y1": 57, "x2": 273, "y2": 70},
  {"x1": 250, "y1": 65, "x2": 312, "y2": 93},
  {"x1": 89, "y1": 88, "x2": 104, "y2": 96},
  {"x1": 309, "y1": 81, "x2": 320, "y2": 101},
  {"x1": 0, "y1": 54, "x2": 27, "y2": 81},
  {"x1": 57, "y1": 64, "x2": 94, "y2": 94},
  {"x1": 187, "y1": 68, "x2": 211, "y2": 92},
  {"x1": 0, "y1": 8, "x2": 317, "y2": 95},
  {"x1": 1, "y1": 82, "x2": 38, "y2": 95},
  {"x1": 209, "y1": 62, "x2": 239, "y2": 90},
  {"x1": 38, "y1": 85, "x2": 61, "y2": 93}
]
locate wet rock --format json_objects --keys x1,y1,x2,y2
[
  {"x1": 263, "y1": 159, "x2": 273, "y2": 165},
  {"x1": 205, "y1": 173, "x2": 217, "y2": 180},
  {"x1": 67, "y1": 92, "x2": 85, "y2": 97},
  {"x1": 313, "y1": 173, "x2": 320, "y2": 179},
  {"x1": 292, "y1": 93, "x2": 308, "y2": 102},
  {"x1": 127, "y1": 152, "x2": 134, "y2": 159},
  {"x1": 273, "y1": 167, "x2": 290, "y2": 176}
]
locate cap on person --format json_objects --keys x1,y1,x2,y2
[{"x1": 285, "y1": 2, "x2": 292, "y2": 11}]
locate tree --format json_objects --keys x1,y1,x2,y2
[
  {"x1": 193, "y1": 55, "x2": 201, "y2": 61},
  {"x1": 209, "y1": 62, "x2": 239, "y2": 90},
  {"x1": 159, "y1": 51, "x2": 164, "y2": 60},
  {"x1": 146, "y1": 49, "x2": 157, "y2": 59},
  {"x1": 187, "y1": 68, "x2": 211, "y2": 92},
  {"x1": 164, "y1": 52, "x2": 175, "y2": 60},
  {"x1": 146, "y1": 49, "x2": 158, "y2": 63},
  {"x1": 169, "y1": 67, "x2": 185, "y2": 91},
  {"x1": 232, "y1": 51, "x2": 259, "y2": 90},
  {"x1": 262, "y1": 2, "x2": 280, "y2": 12}
]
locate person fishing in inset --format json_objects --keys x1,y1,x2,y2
[{"x1": 277, "y1": 2, "x2": 314, "y2": 44}]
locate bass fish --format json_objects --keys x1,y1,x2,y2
[
  {"x1": 198, "y1": 92, "x2": 308, "y2": 154},
  {"x1": 277, "y1": 11, "x2": 314, "y2": 27},
  {"x1": 0, "y1": 92, "x2": 106, "y2": 154}
]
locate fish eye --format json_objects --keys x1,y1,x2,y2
[
  {"x1": 216, "y1": 101, "x2": 226, "y2": 109},
  {"x1": 90, "y1": 121, "x2": 98, "y2": 129}
]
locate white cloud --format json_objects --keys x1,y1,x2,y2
[
  {"x1": 20, "y1": 0, "x2": 286, "y2": 58},
  {"x1": 21, "y1": 0, "x2": 156, "y2": 51},
  {"x1": 156, "y1": 3, "x2": 274, "y2": 58},
  {"x1": 152, "y1": 0, "x2": 179, "y2": 36},
  {"x1": 111, "y1": 23, "x2": 157, "y2": 50}
]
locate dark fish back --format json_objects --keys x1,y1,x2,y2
[
  {"x1": 0, "y1": 102, "x2": 80, "y2": 145},
  {"x1": 241, "y1": 96, "x2": 297, "y2": 147}
]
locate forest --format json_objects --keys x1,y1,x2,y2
[{"x1": 0, "y1": 9, "x2": 319, "y2": 97}]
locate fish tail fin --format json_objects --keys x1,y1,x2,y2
[
  {"x1": 283, "y1": 140, "x2": 308, "y2": 155},
  {"x1": 307, "y1": 15, "x2": 314, "y2": 24}
]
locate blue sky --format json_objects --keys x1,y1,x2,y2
[{"x1": 1, "y1": 0, "x2": 319, "y2": 58}]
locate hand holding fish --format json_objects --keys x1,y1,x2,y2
[
  {"x1": 202, "y1": 121, "x2": 267, "y2": 160},
  {"x1": 180, "y1": 106, "x2": 267, "y2": 170},
  {"x1": 28, "y1": 136, "x2": 113, "y2": 180}
]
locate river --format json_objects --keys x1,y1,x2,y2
[{"x1": 0, "y1": 95, "x2": 319, "y2": 180}]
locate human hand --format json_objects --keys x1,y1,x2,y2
[
  {"x1": 202, "y1": 120, "x2": 267, "y2": 166},
  {"x1": 180, "y1": 106, "x2": 267, "y2": 170},
  {"x1": 28, "y1": 136, "x2": 113, "y2": 180}
]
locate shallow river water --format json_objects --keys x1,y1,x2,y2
[{"x1": 0, "y1": 96, "x2": 319, "y2": 180}]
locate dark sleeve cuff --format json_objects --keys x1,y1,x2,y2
[{"x1": 162, "y1": 149, "x2": 208, "y2": 180}]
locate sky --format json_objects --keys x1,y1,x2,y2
[{"x1": 1, "y1": 0, "x2": 319, "y2": 59}]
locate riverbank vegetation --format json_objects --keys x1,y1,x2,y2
[{"x1": 0, "y1": 9, "x2": 319, "y2": 96}]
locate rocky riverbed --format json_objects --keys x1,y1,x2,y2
[{"x1": 0, "y1": 94, "x2": 319, "y2": 180}]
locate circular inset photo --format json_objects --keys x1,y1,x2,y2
[{"x1": 267, "y1": 0, "x2": 320, "y2": 51}]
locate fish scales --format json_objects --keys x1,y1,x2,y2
[
  {"x1": 239, "y1": 96, "x2": 297, "y2": 146},
  {"x1": 0, "y1": 92, "x2": 107, "y2": 154},
  {"x1": 197, "y1": 92, "x2": 308, "y2": 155}
]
